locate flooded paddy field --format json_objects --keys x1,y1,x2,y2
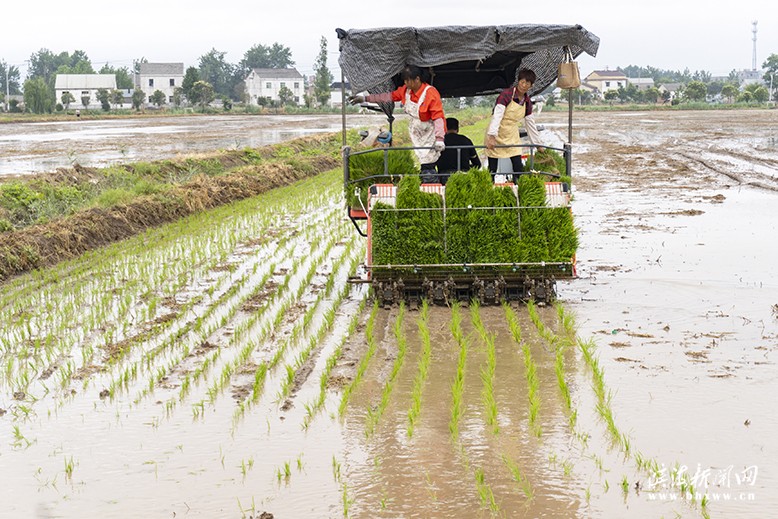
[
  {"x1": 0, "y1": 114, "x2": 386, "y2": 177},
  {"x1": 1, "y1": 110, "x2": 777, "y2": 518}
]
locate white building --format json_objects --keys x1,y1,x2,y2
[
  {"x1": 582, "y1": 70, "x2": 628, "y2": 98},
  {"x1": 135, "y1": 63, "x2": 184, "y2": 105},
  {"x1": 245, "y1": 68, "x2": 304, "y2": 105},
  {"x1": 329, "y1": 81, "x2": 351, "y2": 107},
  {"x1": 55, "y1": 74, "x2": 117, "y2": 109},
  {"x1": 736, "y1": 69, "x2": 764, "y2": 88},
  {"x1": 628, "y1": 77, "x2": 655, "y2": 91}
]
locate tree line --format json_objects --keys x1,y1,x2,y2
[
  {"x1": 1, "y1": 39, "x2": 334, "y2": 113},
  {"x1": 564, "y1": 57, "x2": 778, "y2": 106}
]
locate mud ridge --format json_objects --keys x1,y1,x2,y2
[
  {"x1": 676, "y1": 152, "x2": 778, "y2": 192},
  {"x1": 0, "y1": 159, "x2": 337, "y2": 282}
]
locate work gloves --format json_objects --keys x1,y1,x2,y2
[
  {"x1": 433, "y1": 140, "x2": 445, "y2": 152},
  {"x1": 348, "y1": 95, "x2": 366, "y2": 105}
]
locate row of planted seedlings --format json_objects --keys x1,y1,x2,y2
[
  {"x1": 0, "y1": 186, "x2": 275, "y2": 397},
  {"x1": 555, "y1": 306, "x2": 710, "y2": 511},
  {"x1": 336, "y1": 297, "x2": 586, "y2": 515},
  {"x1": 300, "y1": 293, "x2": 368, "y2": 430},
  {"x1": 451, "y1": 302, "x2": 501, "y2": 514},
  {"x1": 183, "y1": 222, "x2": 357, "y2": 423},
  {"x1": 225, "y1": 245, "x2": 369, "y2": 513},
  {"x1": 92, "y1": 190, "x2": 339, "y2": 405},
  {"x1": 0, "y1": 169, "x2": 345, "y2": 426},
  {"x1": 0, "y1": 164, "x2": 317, "y2": 352},
  {"x1": 532, "y1": 304, "x2": 708, "y2": 514},
  {"x1": 117, "y1": 187, "x2": 349, "y2": 415},
  {"x1": 274, "y1": 245, "x2": 365, "y2": 404}
]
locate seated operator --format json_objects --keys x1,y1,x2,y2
[{"x1": 435, "y1": 117, "x2": 482, "y2": 184}]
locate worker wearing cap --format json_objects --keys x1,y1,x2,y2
[
  {"x1": 484, "y1": 68, "x2": 541, "y2": 176},
  {"x1": 349, "y1": 65, "x2": 446, "y2": 181}
]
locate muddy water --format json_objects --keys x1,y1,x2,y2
[
  {"x1": 342, "y1": 306, "x2": 587, "y2": 517},
  {"x1": 0, "y1": 114, "x2": 386, "y2": 176},
  {"x1": 338, "y1": 110, "x2": 778, "y2": 517},
  {"x1": 2, "y1": 110, "x2": 778, "y2": 518}
]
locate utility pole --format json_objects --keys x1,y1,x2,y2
[
  {"x1": 4, "y1": 65, "x2": 8, "y2": 113},
  {"x1": 752, "y1": 21, "x2": 758, "y2": 71}
]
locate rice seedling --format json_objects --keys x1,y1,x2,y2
[
  {"x1": 11, "y1": 424, "x2": 32, "y2": 449},
  {"x1": 701, "y1": 494, "x2": 710, "y2": 519},
  {"x1": 448, "y1": 302, "x2": 468, "y2": 439},
  {"x1": 338, "y1": 300, "x2": 380, "y2": 416},
  {"x1": 407, "y1": 299, "x2": 432, "y2": 437},
  {"x1": 470, "y1": 302, "x2": 499, "y2": 434},
  {"x1": 296, "y1": 453, "x2": 304, "y2": 472},
  {"x1": 301, "y1": 292, "x2": 367, "y2": 429},
  {"x1": 529, "y1": 300, "x2": 573, "y2": 420},
  {"x1": 474, "y1": 468, "x2": 499, "y2": 512},
  {"x1": 240, "y1": 457, "x2": 255, "y2": 479},
  {"x1": 562, "y1": 459, "x2": 574, "y2": 477},
  {"x1": 237, "y1": 497, "x2": 257, "y2": 519},
  {"x1": 503, "y1": 303, "x2": 541, "y2": 437},
  {"x1": 621, "y1": 475, "x2": 629, "y2": 497},
  {"x1": 332, "y1": 455, "x2": 342, "y2": 482},
  {"x1": 342, "y1": 482, "x2": 355, "y2": 518},
  {"x1": 64, "y1": 456, "x2": 75, "y2": 480},
  {"x1": 501, "y1": 454, "x2": 533, "y2": 500},
  {"x1": 365, "y1": 302, "x2": 407, "y2": 437}
]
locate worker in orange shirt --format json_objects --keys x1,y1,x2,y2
[{"x1": 349, "y1": 65, "x2": 446, "y2": 182}]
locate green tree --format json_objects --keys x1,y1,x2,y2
[
  {"x1": 744, "y1": 83, "x2": 769, "y2": 103},
  {"x1": 56, "y1": 53, "x2": 94, "y2": 75},
  {"x1": 133, "y1": 57, "x2": 148, "y2": 76},
  {"x1": 737, "y1": 91, "x2": 754, "y2": 103},
  {"x1": 23, "y1": 77, "x2": 54, "y2": 113},
  {"x1": 278, "y1": 84, "x2": 294, "y2": 105},
  {"x1": 181, "y1": 66, "x2": 200, "y2": 103},
  {"x1": 221, "y1": 97, "x2": 232, "y2": 111},
  {"x1": 111, "y1": 89, "x2": 124, "y2": 109},
  {"x1": 28, "y1": 49, "x2": 66, "y2": 85},
  {"x1": 312, "y1": 36, "x2": 333, "y2": 107},
  {"x1": 706, "y1": 80, "x2": 724, "y2": 97},
  {"x1": 150, "y1": 89, "x2": 167, "y2": 108},
  {"x1": 96, "y1": 88, "x2": 111, "y2": 111},
  {"x1": 682, "y1": 80, "x2": 707, "y2": 102},
  {"x1": 643, "y1": 86, "x2": 660, "y2": 104},
  {"x1": 762, "y1": 54, "x2": 778, "y2": 101},
  {"x1": 603, "y1": 89, "x2": 619, "y2": 103},
  {"x1": 81, "y1": 95, "x2": 91, "y2": 110},
  {"x1": 99, "y1": 64, "x2": 133, "y2": 89},
  {"x1": 1, "y1": 61, "x2": 22, "y2": 96},
  {"x1": 189, "y1": 80, "x2": 215, "y2": 111},
  {"x1": 238, "y1": 42, "x2": 294, "y2": 76},
  {"x1": 721, "y1": 83, "x2": 739, "y2": 103},
  {"x1": 172, "y1": 87, "x2": 184, "y2": 108},
  {"x1": 60, "y1": 91, "x2": 75, "y2": 110},
  {"x1": 198, "y1": 48, "x2": 235, "y2": 99},
  {"x1": 132, "y1": 89, "x2": 146, "y2": 111}
]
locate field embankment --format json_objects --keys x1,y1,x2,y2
[{"x1": 0, "y1": 133, "x2": 350, "y2": 281}]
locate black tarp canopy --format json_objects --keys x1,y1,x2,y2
[{"x1": 337, "y1": 24, "x2": 600, "y2": 99}]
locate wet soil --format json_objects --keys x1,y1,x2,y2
[{"x1": 1, "y1": 109, "x2": 777, "y2": 518}]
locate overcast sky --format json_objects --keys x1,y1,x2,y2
[{"x1": 3, "y1": 1, "x2": 776, "y2": 80}]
